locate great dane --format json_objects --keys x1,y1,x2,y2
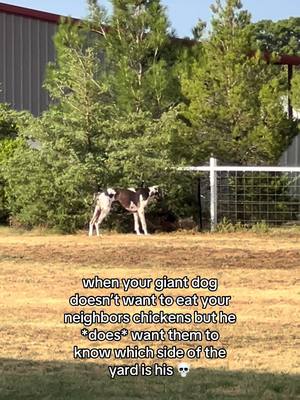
[{"x1": 89, "y1": 186, "x2": 160, "y2": 236}]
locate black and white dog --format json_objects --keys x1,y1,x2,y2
[{"x1": 89, "y1": 186, "x2": 160, "y2": 236}]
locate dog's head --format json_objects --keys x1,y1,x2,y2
[
  {"x1": 149, "y1": 185, "x2": 161, "y2": 200},
  {"x1": 106, "y1": 188, "x2": 117, "y2": 199}
]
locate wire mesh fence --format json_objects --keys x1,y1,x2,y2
[
  {"x1": 217, "y1": 171, "x2": 300, "y2": 225},
  {"x1": 179, "y1": 158, "x2": 300, "y2": 230}
]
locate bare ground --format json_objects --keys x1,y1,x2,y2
[{"x1": 0, "y1": 229, "x2": 299, "y2": 376}]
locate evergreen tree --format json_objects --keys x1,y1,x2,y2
[
  {"x1": 43, "y1": 21, "x2": 112, "y2": 169},
  {"x1": 4, "y1": 2, "x2": 191, "y2": 231},
  {"x1": 87, "y1": 0, "x2": 180, "y2": 117},
  {"x1": 180, "y1": 0, "x2": 298, "y2": 165},
  {"x1": 0, "y1": 105, "x2": 30, "y2": 223},
  {"x1": 86, "y1": 0, "x2": 187, "y2": 187},
  {"x1": 4, "y1": 21, "x2": 113, "y2": 231}
]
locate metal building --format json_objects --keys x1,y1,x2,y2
[
  {"x1": 0, "y1": 2, "x2": 300, "y2": 165},
  {"x1": 0, "y1": 2, "x2": 59, "y2": 115},
  {"x1": 280, "y1": 136, "x2": 300, "y2": 166}
]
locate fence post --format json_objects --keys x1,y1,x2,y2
[
  {"x1": 197, "y1": 176, "x2": 203, "y2": 232},
  {"x1": 210, "y1": 157, "x2": 218, "y2": 231}
]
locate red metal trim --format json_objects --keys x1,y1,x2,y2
[
  {"x1": 247, "y1": 50, "x2": 300, "y2": 66},
  {"x1": 0, "y1": 2, "x2": 79, "y2": 24},
  {"x1": 259, "y1": 52, "x2": 300, "y2": 66},
  {"x1": 276, "y1": 54, "x2": 300, "y2": 66}
]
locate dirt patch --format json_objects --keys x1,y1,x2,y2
[
  {"x1": 1, "y1": 241, "x2": 299, "y2": 269},
  {"x1": 0, "y1": 231, "x2": 299, "y2": 375}
]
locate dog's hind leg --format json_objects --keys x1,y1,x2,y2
[
  {"x1": 89, "y1": 205, "x2": 100, "y2": 236},
  {"x1": 133, "y1": 212, "x2": 141, "y2": 235},
  {"x1": 95, "y1": 206, "x2": 111, "y2": 236}
]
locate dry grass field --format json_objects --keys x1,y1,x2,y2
[{"x1": 0, "y1": 227, "x2": 299, "y2": 399}]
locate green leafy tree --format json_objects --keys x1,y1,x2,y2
[
  {"x1": 292, "y1": 72, "x2": 300, "y2": 111},
  {"x1": 180, "y1": 0, "x2": 298, "y2": 165},
  {"x1": 249, "y1": 17, "x2": 300, "y2": 118},
  {"x1": 249, "y1": 18, "x2": 300, "y2": 55}
]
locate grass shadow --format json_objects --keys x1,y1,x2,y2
[{"x1": 0, "y1": 358, "x2": 299, "y2": 400}]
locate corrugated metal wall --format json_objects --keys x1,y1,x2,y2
[
  {"x1": 0, "y1": 11, "x2": 56, "y2": 115},
  {"x1": 280, "y1": 104, "x2": 300, "y2": 166},
  {"x1": 280, "y1": 135, "x2": 300, "y2": 166}
]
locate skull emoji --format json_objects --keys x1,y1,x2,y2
[{"x1": 178, "y1": 362, "x2": 190, "y2": 378}]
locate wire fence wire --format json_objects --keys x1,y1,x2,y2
[
  {"x1": 179, "y1": 159, "x2": 300, "y2": 229},
  {"x1": 217, "y1": 171, "x2": 300, "y2": 225}
]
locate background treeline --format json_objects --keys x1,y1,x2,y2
[{"x1": 1, "y1": 0, "x2": 300, "y2": 232}]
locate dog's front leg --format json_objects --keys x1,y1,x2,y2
[
  {"x1": 137, "y1": 208, "x2": 148, "y2": 235},
  {"x1": 133, "y1": 212, "x2": 141, "y2": 235}
]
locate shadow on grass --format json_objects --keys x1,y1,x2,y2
[{"x1": 0, "y1": 358, "x2": 299, "y2": 400}]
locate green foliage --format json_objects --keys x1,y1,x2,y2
[
  {"x1": 216, "y1": 217, "x2": 269, "y2": 233},
  {"x1": 216, "y1": 217, "x2": 246, "y2": 232},
  {"x1": 192, "y1": 19, "x2": 207, "y2": 41},
  {"x1": 249, "y1": 17, "x2": 300, "y2": 120},
  {"x1": 251, "y1": 220, "x2": 269, "y2": 233},
  {"x1": 291, "y1": 71, "x2": 300, "y2": 111},
  {"x1": 0, "y1": 139, "x2": 18, "y2": 222},
  {"x1": 4, "y1": 22, "x2": 112, "y2": 231},
  {"x1": 0, "y1": 105, "x2": 31, "y2": 223},
  {"x1": 4, "y1": 0, "x2": 300, "y2": 232},
  {"x1": 0, "y1": 103, "x2": 31, "y2": 139},
  {"x1": 4, "y1": 145, "x2": 94, "y2": 232},
  {"x1": 249, "y1": 18, "x2": 300, "y2": 55},
  {"x1": 220, "y1": 172, "x2": 299, "y2": 225},
  {"x1": 84, "y1": 0, "x2": 191, "y2": 228},
  {"x1": 87, "y1": 0, "x2": 182, "y2": 117},
  {"x1": 43, "y1": 22, "x2": 113, "y2": 163},
  {"x1": 4, "y1": 2, "x2": 188, "y2": 232},
  {"x1": 180, "y1": 0, "x2": 299, "y2": 165},
  {"x1": 0, "y1": 104, "x2": 19, "y2": 140}
]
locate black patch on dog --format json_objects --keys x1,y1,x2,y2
[
  {"x1": 115, "y1": 188, "x2": 152, "y2": 211},
  {"x1": 136, "y1": 188, "x2": 150, "y2": 201},
  {"x1": 104, "y1": 190, "x2": 115, "y2": 199}
]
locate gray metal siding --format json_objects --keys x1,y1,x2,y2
[
  {"x1": 280, "y1": 134, "x2": 300, "y2": 166},
  {"x1": 0, "y1": 11, "x2": 56, "y2": 115}
]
